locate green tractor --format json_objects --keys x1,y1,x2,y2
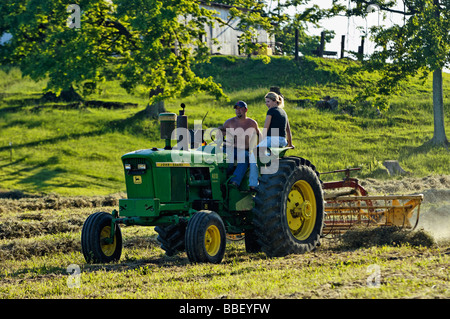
[{"x1": 81, "y1": 105, "x2": 324, "y2": 264}]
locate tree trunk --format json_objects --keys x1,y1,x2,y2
[
  {"x1": 145, "y1": 100, "x2": 166, "y2": 118},
  {"x1": 144, "y1": 86, "x2": 166, "y2": 118},
  {"x1": 431, "y1": 68, "x2": 449, "y2": 147}
]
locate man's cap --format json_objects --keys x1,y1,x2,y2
[{"x1": 234, "y1": 101, "x2": 247, "y2": 109}]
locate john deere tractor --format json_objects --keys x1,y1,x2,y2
[{"x1": 81, "y1": 105, "x2": 324, "y2": 264}]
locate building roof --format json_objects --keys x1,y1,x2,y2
[{"x1": 200, "y1": 1, "x2": 251, "y2": 12}]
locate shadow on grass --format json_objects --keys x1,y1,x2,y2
[
  {"x1": 0, "y1": 130, "x2": 106, "y2": 152},
  {"x1": 0, "y1": 93, "x2": 152, "y2": 154},
  {"x1": 0, "y1": 156, "x2": 69, "y2": 191},
  {"x1": 398, "y1": 138, "x2": 450, "y2": 163},
  {"x1": 81, "y1": 241, "x2": 269, "y2": 274}
]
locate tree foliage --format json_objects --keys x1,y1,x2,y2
[
  {"x1": 0, "y1": 0, "x2": 274, "y2": 103},
  {"x1": 345, "y1": 0, "x2": 450, "y2": 92},
  {"x1": 267, "y1": 0, "x2": 345, "y2": 56},
  {"x1": 0, "y1": 0, "x2": 350, "y2": 105},
  {"x1": 1, "y1": 0, "x2": 126, "y2": 96},
  {"x1": 340, "y1": 0, "x2": 449, "y2": 146}
]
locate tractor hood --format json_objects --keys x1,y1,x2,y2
[
  {"x1": 121, "y1": 147, "x2": 219, "y2": 167},
  {"x1": 120, "y1": 147, "x2": 221, "y2": 202}
]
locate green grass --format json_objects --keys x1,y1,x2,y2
[
  {"x1": 0, "y1": 56, "x2": 449, "y2": 196},
  {"x1": 0, "y1": 203, "x2": 448, "y2": 299}
]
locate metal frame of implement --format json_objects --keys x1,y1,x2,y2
[{"x1": 320, "y1": 168, "x2": 423, "y2": 236}]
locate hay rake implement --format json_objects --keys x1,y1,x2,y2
[{"x1": 321, "y1": 168, "x2": 423, "y2": 237}]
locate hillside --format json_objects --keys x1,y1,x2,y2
[{"x1": 0, "y1": 56, "x2": 449, "y2": 195}]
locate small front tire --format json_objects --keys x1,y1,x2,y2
[
  {"x1": 81, "y1": 212, "x2": 122, "y2": 263},
  {"x1": 185, "y1": 211, "x2": 226, "y2": 264}
]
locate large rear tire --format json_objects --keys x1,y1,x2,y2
[
  {"x1": 155, "y1": 221, "x2": 187, "y2": 256},
  {"x1": 81, "y1": 212, "x2": 122, "y2": 263},
  {"x1": 185, "y1": 211, "x2": 226, "y2": 264},
  {"x1": 252, "y1": 157, "x2": 324, "y2": 257}
]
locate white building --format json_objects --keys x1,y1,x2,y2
[{"x1": 200, "y1": 2, "x2": 275, "y2": 56}]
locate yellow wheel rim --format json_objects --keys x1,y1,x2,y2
[
  {"x1": 205, "y1": 225, "x2": 221, "y2": 256},
  {"x1": 286, "y1": 180, "x2": 317, "y2": 240},
  {"x1": 100, "y1": 226, "x2": 116, "y2": 257}
]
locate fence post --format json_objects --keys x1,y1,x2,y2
[
  {"x1": 340, "y1": 35, "x2": 345, "y2": 58},
  {"x1": 319, "y1": 31, "x2": 325, "y2": 57}
]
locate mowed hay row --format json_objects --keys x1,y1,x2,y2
[
  {"x1": 0, "y1": 208, "x2": 159, "y2": 261},
  {"x1": 0, "y1": 191, "x2": 125, "y2": 214},
  {"x1": 0, "y1": 208, "x2": 85, "y2": 261},
  {"x1": 0, "y1": 217, "x2": 84, "y2": 240},
  {"x1": 341, "y1": 226, "x2": 436, "y2": 249},
  {"x1": 0, "y1": 233, "x2": 81, "y2": 261}
]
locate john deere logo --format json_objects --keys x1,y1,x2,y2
[{"x1": 133, "y1": 176, "x2": 142, "y2": 184}]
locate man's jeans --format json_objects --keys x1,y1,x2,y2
[
  {"x1": 225, "y1": 147, "x2": 250, "y2": 187},
  {"x1": 249, "y1": 136, "x2": 288, "y2": 187}
]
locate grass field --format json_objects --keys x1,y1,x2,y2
[
  {"x1": 0, "y1": 56, "x2": 449, "y2": 300},
  {"x1": 0, "y1": 56, "x2": 449, "y2": 195},
  {"x1": 0, "y1": 197, "x2": 448, "y2": 299}
]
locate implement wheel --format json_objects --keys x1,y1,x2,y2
[
  {"x1": 185, "y1": 211, "x2": 226, "y2": 264},
  {"x1": 253, "y1": 157, "x2": 324, "y2": 257},
  {"x1": 81, "y1": 212, "x2": 122, "y2": 263}
]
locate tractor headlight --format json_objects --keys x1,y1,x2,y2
[
  {"x1": 138, "y1": 164, "x2": 147, "y2": 170},
  {"x1": 125, "y1": 164, "x2": 131, "y2": 170}
]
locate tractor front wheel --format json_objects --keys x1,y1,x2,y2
[
  {"x1": 81, "y1": 212, "x2": 122, "y2": 263},
  {"x1": 185, "y1": 211, "x2": 226, "y2": 264}
]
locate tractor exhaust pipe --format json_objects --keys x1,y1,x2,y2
[
  {"x1": 159, "y1": 112, "x2": 177, "y2": 150},
  {"x1": 159, "y1": 104, "x2": 189, "y2": 150},
  {"x1": 176, "y1": 103, "x2": 189, "y2": 150}
]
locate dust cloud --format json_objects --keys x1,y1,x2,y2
[{"x1": 360, "y1": 175, "x2": 450, "y2": 242}]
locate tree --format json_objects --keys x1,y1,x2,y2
[
  {"x1": 344, "y1": 0, "x2": 449, "y2": 147},
  {"x1": 264, "y1": 0, "x2": 345, "y2": 56},
  {"x1": 0, "y1": 0, "x2": 233, "y2": 116},
  {"x1": 1, "y1": 0, "x2": 284, "y2": 116},
  {"x1": 113, "y1": 0, "x2": 229, "y2": 116},
  {"x1": 274, "y1": 24, "x2": 335, "y2": 56}
]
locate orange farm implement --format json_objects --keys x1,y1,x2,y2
[{"x1": 321, "y1": 168, "x2": 423, "y2": 237}]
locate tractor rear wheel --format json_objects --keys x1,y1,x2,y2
[
  {"x1": 155, "y1": 221, "x2": 187, "y2": 256},
  {"x1": 252, "y1": 157, "x2": 324, "y2": 257},
  {"x1": 81, "y1": 212, "x2": 122, "y2": 263},
  {"x1": 244, "y1": 228, "x2": 262, "y2": 253},
  {"x1": 185, "y1": 211, "x2": 226, "y2": 264}
]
